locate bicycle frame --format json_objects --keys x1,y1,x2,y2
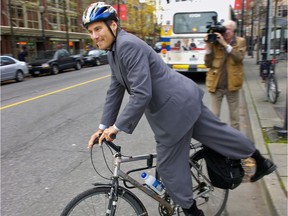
[
  {"x1": 103, "y1": 141, "x2": 213, "y2": 216},
  {"x1": 108, "y1": 152, "x2": 175, "y2": 214}
]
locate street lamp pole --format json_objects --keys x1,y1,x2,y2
[
  {"x1": 39, "y1": 5, "x2": 46, "y2": 51},
  {"x1": 62, "y1": 0, "x2": 70, "y2": 53},
  {"x1": 117, "y1": 0, "x2": 120, "y2": 25},
  {"x1": 8, "y1": 0, "x2": 16, "y2": 57},
  {"x1": 240, "y1": 0, "x2": 245, "y2": 37},
  {"x1": 263, "y1": 0, "x2": 273, "y2": 60},
  {"x1": 249, "y1": 1, "x2": 255, "y2": 58}
]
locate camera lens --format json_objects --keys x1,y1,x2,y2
[{"x1": 208, "y1": 34, "x2": 217, "y2": 43}]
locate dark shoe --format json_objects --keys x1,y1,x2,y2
[
  {"x1": 182, "y1": 201, "x2": 205, "y2": 216},
  {"x1": 250, "y1": 159, "x2": 277, "y2": 182},
  {"x1": 182, "y1": 209, "x2": 204, "y2": 216}
]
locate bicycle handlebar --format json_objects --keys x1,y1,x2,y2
[
  {"x1": 103, "y1": 140, "x2": 121, "y2": 152},
  {"x1": 92, "y1": 133, "x2": 121, "y2": 152}
]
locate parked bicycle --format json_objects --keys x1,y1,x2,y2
[
  {"x1": 61, "y1": 139, "x2": 229, "y2": 216},
  {"x1": 259, "y1": 58, "x2": 280, "y2": 104}
]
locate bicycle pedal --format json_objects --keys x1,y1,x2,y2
[{"x1": 197, "y1": 184, "x2": 210, "y2": 198}]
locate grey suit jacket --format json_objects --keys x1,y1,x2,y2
[{"x1": 101, "y1": 29, "x2": 204, "y2": 145}]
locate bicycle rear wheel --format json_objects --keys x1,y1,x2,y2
[
  {"x1": 266, "y1": 73, "x2": 279, "y2": 104},
  {"x1": 61, "y1": 186, "x2": 147, "y2": 216},
  {"x1": 190, "y1": 150, "x2": 229, "y2": 216}
]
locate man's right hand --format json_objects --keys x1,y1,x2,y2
[{"x1": 88, "y1": 129, "x2": 103, "y2": 149}]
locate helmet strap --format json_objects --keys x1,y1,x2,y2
[
  {"x1": 104, "y1": 21, "x2": 117, "y2": 39},
  {"x1": 104, "y1": 21, "x2": 120, "y2": 51}
]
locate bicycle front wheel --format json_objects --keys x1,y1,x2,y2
[
  {"x1": 61, "y1": 186, "x2": 147, "y2": 216},
  {"x1": 190, "y1": 150, "x2": 229, "y2": 216},
  {"x1": 267, "y1": 74, "x2": 279, "y2": 104}
]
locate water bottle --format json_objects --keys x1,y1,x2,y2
[{"x1": 141, "y1": 172, "x2": 165, "y2": 195}]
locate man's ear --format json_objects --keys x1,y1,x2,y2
[{"x1": 110, "y1": 21, "x2": 118, "y2": 31}]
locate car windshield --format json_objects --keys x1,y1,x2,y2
[{"x1": 33, "y1": 51, "x2": 56, "y2": 60}]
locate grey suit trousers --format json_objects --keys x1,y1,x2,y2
[{"x1": 156, "y1": 103, "x2": 256, "y2": 209}]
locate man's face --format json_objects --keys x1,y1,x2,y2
[
  {"x1": 224, "y1": 24, "x2": 235, "y2": 41},
  {"x1": 87, "y1": 21, "x2": 117, "y2": 50}
]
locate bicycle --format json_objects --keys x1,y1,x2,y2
[
  {"x1": 259, "y1": 59, "x2": 280, "y2": 104},
  {"x1": 61, "y1": 139, "x2": 229, "y2": 216}
]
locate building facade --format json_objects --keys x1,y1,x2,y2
[
  {"x1": 1, "y1": 0, "x2": 91, "y2": 59},
  {"x1": 1, "y1": 0, "x2": 161, "y2": 60}
]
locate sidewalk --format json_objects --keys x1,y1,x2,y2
[{"x1": 243, "y1": 56, "x2": 287, "y2": 216}]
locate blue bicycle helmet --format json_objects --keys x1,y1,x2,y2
[{"x1": 82, "y1": 2, "x2": 118, "y2": 29}]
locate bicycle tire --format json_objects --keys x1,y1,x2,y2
[
  {"x1": 190, "y1": 150, "x2": 229, "y2": 216},
  {"x1": 266, "y1": 73, "x2": 279, "y2": 104},
  {"x1": 61, "y1": 186, "x2": 147, "y2": 216}
]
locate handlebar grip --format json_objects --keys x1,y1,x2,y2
[
  {"x1": 93, "y1": 133, "x2": 116, "y2": 144},
  {"x1": 92, "y1": 133, "x2": 119, "y2": 152},
  {"x1": 109, "y1": 133, "x2": 117, "y2": 139}
]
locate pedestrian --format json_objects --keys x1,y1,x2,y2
[
  {"x1": 18, "y1": 46, "x2": 28, "y2": 62},
  {"x1": 204, "y1": 20, "x2": 244, "y2": 130},
  {"x1": 83, "y1": 3, "x2": 276, "y2": 216}
]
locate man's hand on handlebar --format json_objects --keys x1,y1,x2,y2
[
  {"x1": 99, "y1": 126, "x2": 117, "y2": 144},
  {"x1": 88, "y1": 127, "x2": 118, "y2": 149},
  {"x1": 88, "y1": 129, "x2": 103, "y2": 149}
]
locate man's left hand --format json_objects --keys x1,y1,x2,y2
[{"x1": 99, "y1": 126, "x2": 118, "y2": 144}]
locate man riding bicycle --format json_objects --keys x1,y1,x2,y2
[{"x1": 83, "y1": 3, "x2": 276, "y2": 215}]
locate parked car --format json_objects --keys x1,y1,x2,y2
[
  {"x1": 83, "y1": 49, "x2": 108, "y2": 66},
  {"x1": 71, "y1": 49, "x2": 87, "y2": 67},
  {"x1": 0, "y1": 56, "x2": 29, "y2": 82},
  {"x1": 153, "y1": 42, "x2": 162, "y2": 53},
  {"x1": 28, "y1": 49, "x2": 82, "y2": 76}
]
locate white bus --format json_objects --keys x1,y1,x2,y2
[{"x1": 159, "y1": 0, "x2": 235, "y2": 73}]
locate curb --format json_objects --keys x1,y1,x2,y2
[{"x1": 243, "y1": 75, "x2": 287, "y2": 216}]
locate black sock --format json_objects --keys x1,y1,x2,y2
[{"x1": 251, "y1": 149, "x2": 266, "y2": 165}]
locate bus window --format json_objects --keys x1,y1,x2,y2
[{"x1": 173, "y1": 12, "x2": 217, "y2": 34}]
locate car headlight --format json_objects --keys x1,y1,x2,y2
[{"x1": 41, "y1": 63, "x2": 50, "y2": 68}]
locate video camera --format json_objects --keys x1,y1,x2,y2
[{"x1": 206, "y1": 17, "x2": 226, "y2": 43}]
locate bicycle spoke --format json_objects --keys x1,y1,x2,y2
[
  {"x1": 190, "y1": 151, "x2": 228, "y2": 216},
  {"x1": 267, "y1": 75, "x2": 279, "y2": 104},
  {"x1": 61, "y1": 187, "x2": 146, "y2": 216}
]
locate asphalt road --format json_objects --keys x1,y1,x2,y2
[{"x1": 1, "y1": 65, "x2": 271, "y2": 216}]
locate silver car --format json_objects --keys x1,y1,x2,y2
[{"x1": 0, "y1": 56, "x2": 29, "y2": 82}]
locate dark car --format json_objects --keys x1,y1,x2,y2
[
  {"x1": 83, "y1": 49, "x2": 108, "y2": 66},
  {"x1": 28, "y1": 49, "x2": 82, "y2": 76},
  {"x1": 153, "y1": 42, "x2": 162, "y2": 53}
]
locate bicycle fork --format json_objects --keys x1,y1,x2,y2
[{"x1": 106, "y1": 178, "x2": 119, "y2": 216}]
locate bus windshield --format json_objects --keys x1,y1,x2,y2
[{"x1": 174, "y1": 12, "x2": 217, "y2": 34}]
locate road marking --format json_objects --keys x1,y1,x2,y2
[{"x1": 0, "y1": 75, "x2": 110, "y2": 110}]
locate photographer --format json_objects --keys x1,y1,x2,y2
[{"x1": 204, "y1": 20, "x2": 246, "y2": 130}]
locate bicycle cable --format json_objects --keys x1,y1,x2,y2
[
  {"x1": 90, "y1": 144, "x2": 113, "y2": 181},
  {"x1": 90, "y1": 141, "x2": 136, "y2": 181}
]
